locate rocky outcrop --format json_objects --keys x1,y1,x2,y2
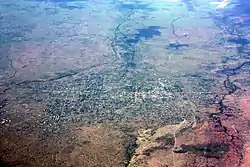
[
  {"x1": 128, "y1": 119, "x2": 194, "y2": 167},
  {"x1": 129, "y1": 112, "x2": 245, "y2": 167}
]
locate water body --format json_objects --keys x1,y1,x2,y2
[
  {"x1": 124, "y1": 26, "x2": 162, "y2": 46},
  {"x1": 118, "y1": 26, "x2": 162, "y2": 68},
  {"x1": 136, "y1": 26, "x2": 162, "y2": 39},
  {"x1": 167, "y1": 43, "x2": 190, "y2": 50},
  {"x1": 228, "y1": 38, "x2": 250, "y2": 45}
]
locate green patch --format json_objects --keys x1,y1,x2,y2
[
  {"x1": 126, "y1": 138, "x2": 138, "y2": 159},
  {"x1": 156, "y1": 135, "x2": 175, "y2": 145}
]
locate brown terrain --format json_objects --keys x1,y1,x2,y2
[{"x1": 1, "y1": 0, "x2": 250, "y2": 167}]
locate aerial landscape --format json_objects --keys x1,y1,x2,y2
[{"x1": 0, "y1": 0, "x2": 250, "y2": 166}]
